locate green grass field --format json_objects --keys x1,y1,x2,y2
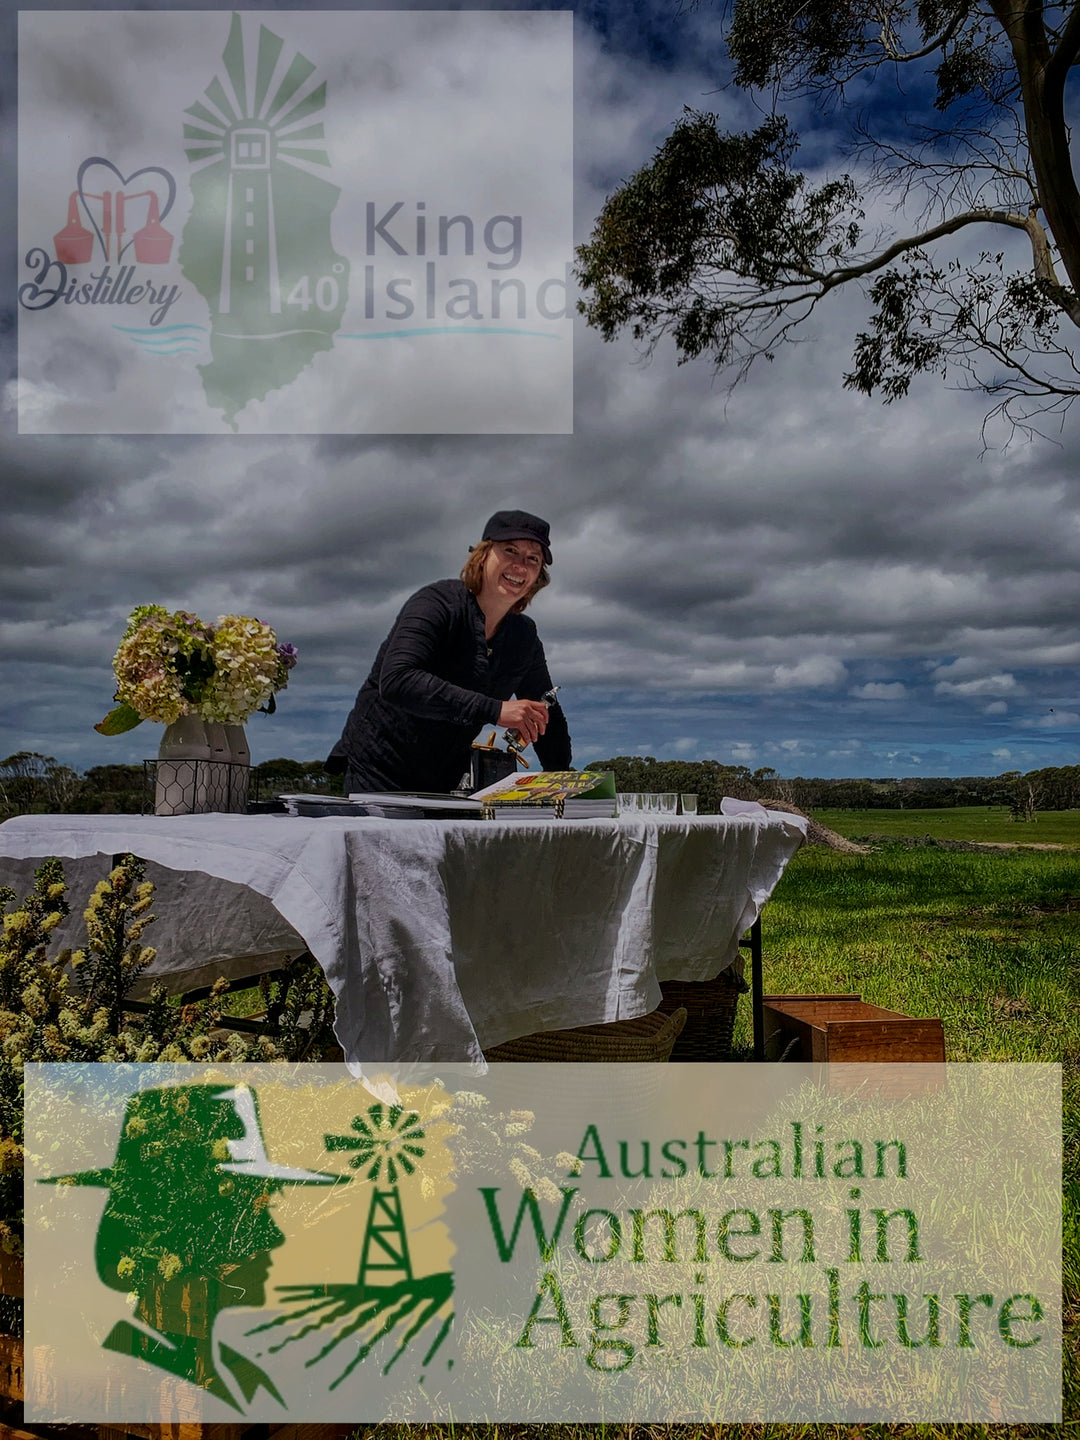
[
  {"x1": 362, "y1": 840, "x2": 1078, "y2": 1440},
  {"x1": 740, "y1": 843, "x2": 1080, "y2": 1062},
  {"x1": 744, "y1": 843, "x2": 1079, "y2": 1434},
  {"x1": 816, "y1": 804, "x2": 1080, "y2": 845}
]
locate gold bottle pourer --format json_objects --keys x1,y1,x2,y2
[{"x1": 502, "y1": 686, "x2": 561, "y2": 762}]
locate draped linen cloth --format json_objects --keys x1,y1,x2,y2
[{"x1": 0, "y1": 811, "x2": 807, "y2": 1065}]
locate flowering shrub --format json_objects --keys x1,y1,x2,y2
[
  {"x1": 0, "y1": 856, "x2": 340, "y2": 1292},
  {"x1": 96, "y1": 605, "x2": 297, "y2": 734}
]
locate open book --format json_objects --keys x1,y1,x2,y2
[
  {"x1": 335, "y1": 773, "x2": 618, "y2": 819},
  {"x1": 470, "y1": 769, "x2": 617, "y2": 815}
]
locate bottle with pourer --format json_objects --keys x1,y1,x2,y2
[{"x1": 503, "y1": 686, "x2": 560, "y2": 760}]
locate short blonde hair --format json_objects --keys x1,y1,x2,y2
[{"x1": 461, "y1": 538, "x2": 550, "y2": 613}]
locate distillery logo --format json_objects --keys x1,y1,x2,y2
[
  {"x1": 18, "y1": 13, "x2": 569, "y2": 432},
  {"x1": 17, "y1": 14, "x2": 350, "y2": 431},
  {"x1": 18, "y1": 157, "x2": 184, "y2": 330},
  {"x1": 356, "y1": 202, "x2": 571, "y2": 336}
]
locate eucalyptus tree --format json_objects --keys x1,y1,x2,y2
[{"x1": 576, "y1": 2, "x2": 1080, "y2": 435}]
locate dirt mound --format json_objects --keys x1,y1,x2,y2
[{"x1": 762, "y1": 799, "x2": 870, "y2": 854}]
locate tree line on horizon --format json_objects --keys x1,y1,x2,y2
[
  {"x1": 1, "y1": 750, "x2": 1078, "y2": 821},
  {"x1": 588, "y1": 758, "x2": 1080, "y2": 818}
]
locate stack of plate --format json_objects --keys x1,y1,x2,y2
[{"x1": 277, "y1": 794, "x2": 374, "y2": 817}]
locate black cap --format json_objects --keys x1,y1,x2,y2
[{"x1": 481, "y1": 510, "x2": 552, "y2": 565}]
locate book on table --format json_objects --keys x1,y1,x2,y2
[
  {"x1": 277, "y1": 773, "x2": 618, "y2": 820},
  {"x1": 469, "y1": 769, "x2": 617, "y2": 817}
]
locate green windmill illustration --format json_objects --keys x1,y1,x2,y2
[
  {"x1": 328, "y1": 1104, "x2": 426, "y2": 1291},
  {"x1": 180, "y1": 13, "x2": 349, "y2": 428},
  {"x1": 250, "y1": 1103, "x2": 455, "y2": 1388}
]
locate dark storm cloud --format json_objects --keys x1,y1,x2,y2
[{"x1": 1, "y1": 0, "x2": 1078, "y2": 777}]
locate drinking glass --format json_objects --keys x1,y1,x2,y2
[
  {"x1": 617, "y1": 792, "x2": 637, "y2": 815},
  {"x1": 645, "y1": 793, "x2": 660, "y2": 813},
  {"x1": 680, "y1": 794, "x2": 699, "y2": 815},
  {"x1": 658, "y1": 792, "x2": 678, "y2": 814}
]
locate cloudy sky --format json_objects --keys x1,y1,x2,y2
[{"x1": 2, "y1": 0, "x2": 1079, "y2": 781}]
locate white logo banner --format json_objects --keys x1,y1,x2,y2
[{"x1": 17, "y1": 11, "x2": 573, "y2": 434}]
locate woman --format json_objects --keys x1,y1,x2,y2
[
  {"x1": 43, "y1": 1082, "x2": 337, "y2": 1414},
  {"x1": 326, "y1": 510, "x2": 571, "y2": 793}
]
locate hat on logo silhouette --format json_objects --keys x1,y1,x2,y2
[{"x1": 41, "y1": 1082, "x2": 339, "y2": 1191}]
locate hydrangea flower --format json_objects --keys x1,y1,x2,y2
[
  {"x1": 98, "y1": 606, "x2": 298, "y2": 732},
  {"x1": 108, "y1": 606, "x2": 214, "y2": 726},
  {"x1": 199, "y1": 615, "x2": 281, "y2": 724}
]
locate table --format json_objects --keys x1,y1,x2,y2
[{"x1": 0, "y1": 811, "x2": 807, "y2": 1065}]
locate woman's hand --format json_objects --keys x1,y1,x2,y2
[{"x1": 498, "y1": 699, "x2": 550, "y2": 746}]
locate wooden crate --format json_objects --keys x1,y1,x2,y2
[
  {"x1": 0, "y1": 1334, "x2": 22, "y2": 1411},
  {"x1": 763, "y1": 993, "x2": 946, "y2": 1064},
  {"x1": 7, "y1": 1324, "x2": 353, "y2": 1439},
  {"x1": 2, "y1": 1242, "x2": 357, "y2": 1440},
  {"x1": 0, "y1": 1249, "x2": 23, "y2": 1411},
  {"x1": 16, "y1": 1343, "x2": 355, "y2": 1436}
]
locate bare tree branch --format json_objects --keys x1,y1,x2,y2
[
  {"x1": 879, "y1": 4, "x2": 968, "y2": 61},
  {"x1": 815, "y1": 206, "x2": 1032, "y2": 286}
]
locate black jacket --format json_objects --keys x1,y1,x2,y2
[{"x1": 326, "y1": 579, "x2": 571, "y2": 793}]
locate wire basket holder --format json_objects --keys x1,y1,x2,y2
[{"x1": 143, "y1": 758, "x2": 250, "y2": 816}]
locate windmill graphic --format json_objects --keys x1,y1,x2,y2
[
  {"x1": 250, "y1": 1104, "x2": 455, "y2": 1389},
  {"x1": 179, "y1": 13, "x2": 349, "y2": 428},
  {"x1": 333, "y1": 1105, "x2": 425, "y2": 1290}
]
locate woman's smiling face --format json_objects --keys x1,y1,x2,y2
[{"x1": 480, "y1": 538, "x2": 544, "y2": 608}]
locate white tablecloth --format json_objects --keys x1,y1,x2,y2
[{"x1": 0, "y1": 811, "x2": 807, "y2": 1064}]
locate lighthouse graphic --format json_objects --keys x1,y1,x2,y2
[
  {"x1": 180, "y1": 14, "x2": 349, "y2": 429},
  {"x1": 251, "y1": 1103, "x2": 455, "y2": 1389}
]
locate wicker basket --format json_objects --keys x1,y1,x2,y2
[
  {"x1": 656, "y1": 967, "x2": 748, "y2": 1061},
  {"x1": 482, "y1": 1009, "x2": 688, "y2": 1137},
  {"x1": 482, "y1": 1006, "x2": 686, "y2": 1064}
]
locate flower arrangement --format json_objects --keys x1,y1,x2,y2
[{"x1": 96, "y1": 604, "x2": 297, "y2": 734}]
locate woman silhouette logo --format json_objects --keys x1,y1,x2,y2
[{"x1": 41, "y1": 1083, "x2": 342, "y2": 1413}]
